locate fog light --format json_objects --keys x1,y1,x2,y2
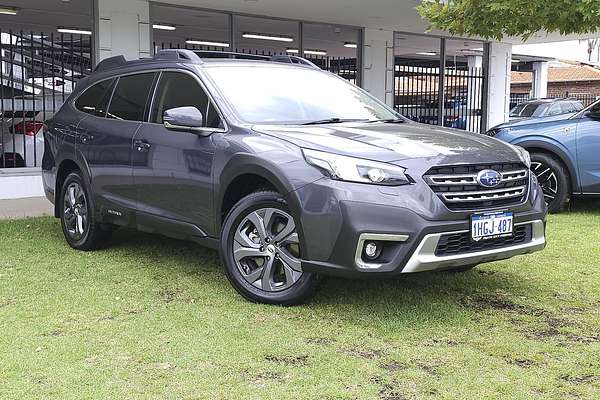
[{"x1": 364, "y1": 241, "x2": 379, "y2": 259}]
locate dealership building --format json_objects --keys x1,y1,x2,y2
[{"x1": 0, "y1": 0, "x2": 592, "y2": 199}]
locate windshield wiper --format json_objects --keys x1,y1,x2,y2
[{"x1": 301, "y1": 118, "x2": 366, "y2": 125}]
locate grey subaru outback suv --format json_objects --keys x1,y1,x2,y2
[{"x1": 42, "y1": 50, "x2": 547, "y2": 305}]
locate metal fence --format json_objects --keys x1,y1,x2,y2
[
  {"x1": 0, "y1": 29, "x2": 92, "y2": 168},
  {"x1": 154, "y1": 42, "x2": 358, "y2": 84},
  {"x1": 394, "y1": 63, "x2": 485, "y2": 133},
  {"x1": 510, "y1": 92, "x2": 600, "y2": 109}
]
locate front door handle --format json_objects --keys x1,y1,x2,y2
[{"x1": 134, "y1": 140, "x2": 151, "y2": 152}]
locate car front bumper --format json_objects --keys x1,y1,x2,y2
[{"x1": 290, "y1": 176, "x2": 547, "y2": 277}]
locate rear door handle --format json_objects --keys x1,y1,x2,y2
[{"x1": 134, "y1": 140, "x2": 151, "y2": 152}]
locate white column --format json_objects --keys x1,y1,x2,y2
[
  {"x1": 361, "y1": 28, "x2": 395, "y2": 107},
  {"x1": 486, "y1": 42, "x2": 512, "y2": 129},
  {"x1": 95, "y1": 0, "x2": 151, "y2": 62},
  {"x1": 531, "y1": 61, "x2": 549, "y2": 99},
  {"x1": 467, "y1": 55, "x2": 483, "y2": 131}
]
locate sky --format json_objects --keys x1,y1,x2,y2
[{"x1": 513, "y1": 40, "x2": 600, "y2": 63}]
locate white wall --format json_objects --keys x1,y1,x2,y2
[
  {"x1": 0, "y1": 169, "x2": 44, "y2": 200},
  {"x1": 96, "y1": 0, "x2": 151, "y2": 61},
  {"x1": 361, "y1": 28, "x2": 395, "y2": 106},
  {"x1": 486, "y1": 42, "x2": 513, "y2": 129}
]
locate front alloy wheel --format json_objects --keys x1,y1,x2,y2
[
  {"x1": 233, "y1": 208, "x2": 302, "y2": 291},
  {"x1": 529, "y1": 153, "x2": 569, "y2": 213},
  {"x1": 221, "y1": 191, "x2": 316, "y2": 305}
]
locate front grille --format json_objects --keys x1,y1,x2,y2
[
  {"x1": 423, "y1": 162, "x2": 529, "y2": 211},
  {"x1": 435, "y1": 224, "x2": 532, "y2": 257}
]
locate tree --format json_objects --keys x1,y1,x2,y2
[
  {"x1": 417, "y1": 0, "x2": 600, "y2": 41},
  {"x1": 580, "y1": 38, "x2": 600, "y2": 62}
]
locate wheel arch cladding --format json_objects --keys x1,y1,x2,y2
[
  {"x1": 54, "y1": 158, "x2": 85, "y2": 217},
  {"x1": 218, "y1": 156, "x2": 301, "y2": 226},
  {"x1": 515, "y1": 139, "x2": 579, "y2": 192}
]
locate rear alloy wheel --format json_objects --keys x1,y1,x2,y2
[
  {"x1": 530, "y1": 153, "x2": 570, "y2": 213},
  {"x1": 221, "y1": 191, "x2": 316, "y2": 305},
  {"x1": 60, "y1": 172, "x2": 112, "y2": 250}
]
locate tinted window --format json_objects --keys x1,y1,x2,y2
[
  {"x1": 107, "y1": 73, "x2": 156, "y2": 121},
  {"x1": 206, "y1": 104, "x2": 223, "y2": 129},
  {"x1": 75, "y1": 78, "x2": 115, "y2": 116},
  {"x1": 151, "y1": 72, "x2": 221, "y2": 128}
]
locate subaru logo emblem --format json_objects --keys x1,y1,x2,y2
[{"x1": 477, "y1": 169, "x2": 502, "y2": 187}]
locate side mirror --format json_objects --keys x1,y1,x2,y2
[{"x1": 163, "y1": 106, "x2": 208, "y2": 135}]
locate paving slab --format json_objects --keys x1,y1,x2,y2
[{"x1": 0, "y1": 196, "x2": 54, "y2": 220}]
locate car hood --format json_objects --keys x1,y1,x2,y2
[
  {"x1": 253, "y1": 122, "x2": 522, "y2": 165},
  {"x1": 495, "y1": 113, "x2": 576, "y2": 129}
]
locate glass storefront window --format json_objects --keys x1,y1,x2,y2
[
  {"x1": 234, "y1": 15, "x2": 298, "y2": 56},
  {"x1": 150, "y1": 4, "x2": 230, "y2": 51},
  {"x1": 302, "y1": 23, "x2": 359, "y2": 84}
]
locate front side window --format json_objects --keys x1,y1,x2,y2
[
  {"x1": 204, "y1": 65, "x2": 397, "y2": 124},
  {"x1": 107, "y1": 73, "x2": 156, "y2": 121},
  {"x1": 75, "y1": 78, "x2": 116, "y2": 116},
  {"x1": 151, "y1": 72, "x2": 222, "y2": 128}
]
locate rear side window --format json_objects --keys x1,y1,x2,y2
[
  {"x1": 547, "y1": 103, "x2": 562, "y2": 116},
  {"x1": 150, "y1": 72, "x2": 222, "y2": 128},
  {"x1": 560, "y1": 102, "x2": 575, "y2": 114},
  {"x1": 107, "y1": 73, "x2": 156, "y2": 121},
  {"x1": 75, "y1": 78, "x2": 116, "y2": 116}
]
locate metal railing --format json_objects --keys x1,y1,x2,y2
[
  {"x1": 0, "y1": 29, "x2": 92, "y2": 168},
  {"x1": 510, "y1": 92, "x2": 600, "y2": 109},
  {"x1": 394, "y1": 63, "x2": 485, "y2": 133}
]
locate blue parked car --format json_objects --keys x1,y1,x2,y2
[{"x1": 487, "y1": 99, "x2": 600, "y2": 212}]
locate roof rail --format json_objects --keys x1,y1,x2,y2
[
  {"x1": 269, "y1": 55, "x2": 319, "y2": 69},
  {"x1": 194, "y1": 50, "x2": 270, "y2": 61},
  {"x1": 193, "y1": 50, "x2": 320, "y2": 69},
  {"x1": 154, "y1": 49, "x2": 202, "y2": 63},
  {"x1": 94, "y1": 55, "x2": 127, "y2": 72}
]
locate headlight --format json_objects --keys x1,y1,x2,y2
[
  {"x1": 302, "y1": 149, "x2": 410, "y2": 186},
  {"x1": 512, "y1": 145, "x2": 531, "y2": 168}
]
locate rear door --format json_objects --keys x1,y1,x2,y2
[
  {"x1": 77, "y1": 72, "x2": 157, "y2": 224},
  {"x1": 575, "y1": 102, "x2": 600, "y2": 194},
  {"x1": 133, "y1": 70, "x2": 222, "y2": 236}
]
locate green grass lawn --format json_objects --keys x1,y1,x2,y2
[{"x1": 1, "y1": 203, "x2": 599, "y2": 399}]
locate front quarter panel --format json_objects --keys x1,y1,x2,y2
[
  {"x1": 495, "y1": 120, "x2": 580, "y2": 191},
  {"x1": 212, "y1": 128, "x2": 324, "y2": 236}
]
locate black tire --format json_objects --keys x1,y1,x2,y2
[
  {"x1": 220, "y1": 191, "x2": 317, "y2": 305},
  {"x1": 441, "y1": 264, "x2": 477, "y2": 273},
  {"x1": 530, "y1": 153, "x2": 570, "y2": 213},
  {"x1": 59, "y1": 171, "x2": 112, "y2": 251}
]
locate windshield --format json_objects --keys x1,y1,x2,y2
[
  {"x1": 510, "y1": 103, "x2": 545, "y2": 118},
  {"x1": 204, "y1": 65, "x2": 398, "y2": 124}
]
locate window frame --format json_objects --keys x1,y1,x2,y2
[
  {"x1": 71, "y1": 69, "x2": 227, "y2": 131},
  {"x1": 147, "y1": 69, "x2": 228, "y2": 133}
]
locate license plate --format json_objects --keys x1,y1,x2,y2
[{"x1": 470, "y1": 211, "x2": 513, "y2": 241}]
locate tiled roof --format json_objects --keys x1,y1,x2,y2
[{"x1": 512, "y1": 65, "x2": 600, "y2": 84}]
